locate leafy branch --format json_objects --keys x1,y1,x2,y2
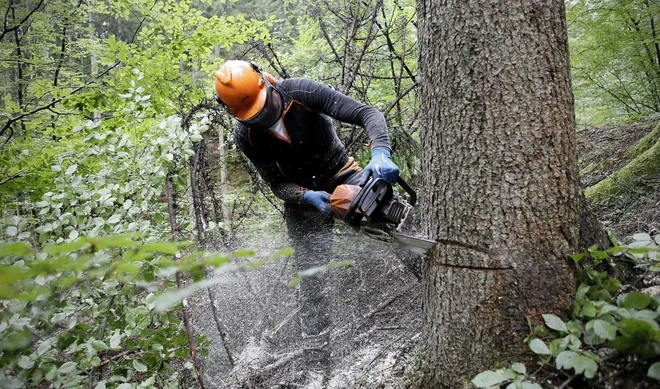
[{"x1": 0, "y1": 0, "x2": 45, "y2": 43}]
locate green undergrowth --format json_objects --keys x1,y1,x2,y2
[
  {"x1": 0, "y1": 235, "x2": 295, "y2": 388},
  {"x1": 471, "y1": 232, "x2": 660, "y2": 389}
]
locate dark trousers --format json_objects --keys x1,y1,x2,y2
[
  {"x1": 285, "y1": 204, "x2": 334, "y2": 337},
  {"x1": 283, "y1": 170, "x2": 363, "y2": 368}
]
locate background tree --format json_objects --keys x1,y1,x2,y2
[
  {"x1": 568, "y1": 0, "x2": 660, "y2": 124},
  {"x1": 411, "y1": 1, "x2": 583, "y2": 387},
  {"x1": 567, "y1": 0, "x2": 660, "y2": 205},
  {"x1": 210, "y1": 0, "x2": 421, "y2": 180},
  {"x1": 0, "y1": 1, "x2": 267, "y2": 387}
]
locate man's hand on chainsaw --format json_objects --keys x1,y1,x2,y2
[
  {"x1": 360, "y1": 147, "x2": 399, "y2": 186},
  {"x1": 303, "y1": 190, "x2": 332, "y2": 215}
]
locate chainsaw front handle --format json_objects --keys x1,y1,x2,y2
[{"x1": 396, "y1": 177, "x2": 416, "y2": 207}]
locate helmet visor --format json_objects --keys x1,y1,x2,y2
[{"x1": 238, "y1": 86, "x2": 283, "y2": 128}]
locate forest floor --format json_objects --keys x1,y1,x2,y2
[
  {"x1": 577, "y1": 119, "x2": 660, "y2": 241},
  {"x1": 523, "y1": 119, "x2": 660, "y2": 389},
  {"x1": 189, "y1": 120, "x2": 660, "y2": 389}
]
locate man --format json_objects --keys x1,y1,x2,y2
[{"x1": 214, "y1": 59, "x2": 400, "y2": 383}]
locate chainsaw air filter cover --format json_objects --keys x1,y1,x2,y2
[{"x1": 329, "y1": 184, "x2": 362, "y2": 220}]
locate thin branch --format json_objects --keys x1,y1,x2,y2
[
  {"x1": 383, "y1": 81, "x2": 418, "y2": 117},
  {"x1": 318, "y1": 19, "x2": 342, "y2": 67},
  {"x1": 53, "y1": 0, "x2": 84, "y2": 87},
  {"x1": 0, "y1": 0, "x2": 45, "y2": 43},
  {"x1": 166, "y1": 173, "x2": 207, "y2": 389},
  {"x1": 260, "y1": 349, "x2": 305, "y2": 373},
  {"x1": 0, "y1": 170, "x2": 25, "y2": 186},
  {"x1": 557, "y1": 374, "x2": 577, "y2": 389},
  {"x1": 88, "y1": 293, "x2": 118, "y2": 389},
  {"x1": 95, "y1": 350, "x2": 141, "y2": 369},
  {"x1": 0, "y1": 60, "x2": 121, "y2": 146},
  {"x1": 375, "y1": 7, "x2": 416, "y2": 83}
]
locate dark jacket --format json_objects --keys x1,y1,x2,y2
[{"x1": 235, "y1": 78, "x2": 390, "y2": 204}]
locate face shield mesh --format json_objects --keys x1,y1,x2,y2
[{"x1": 238, "y1": 86, "x2": 283, "y2": 128}]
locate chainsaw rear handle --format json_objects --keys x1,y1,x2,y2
[{"x1": 343, "y1": 175, "x2": 417, "y2": 226}]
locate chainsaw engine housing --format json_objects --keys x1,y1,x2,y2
[{"x1": 330, "y1": 178, "x2": 413, "y2": 231}]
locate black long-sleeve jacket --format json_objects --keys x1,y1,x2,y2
[{"x1": 234, "y1": 78, "x2": 391, "y2": 204}]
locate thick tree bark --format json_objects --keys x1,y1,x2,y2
[{"x1": 412, "y1": 1, "x2": 582, "y2": 387}]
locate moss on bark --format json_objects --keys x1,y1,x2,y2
[{"x1": 585, "y1": 130, "x2": 660, "y2": 204}]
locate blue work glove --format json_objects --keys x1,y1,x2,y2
[
  {"x1": 302, "y1": 190, "x2": 333, "y2": 215},
  {"x1": 360, "y1": 147, "x2": 400, "y2": 186}
]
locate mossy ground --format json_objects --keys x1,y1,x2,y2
[{"x1": 579, "y1": 120, "x2": 660, "y2": 241}]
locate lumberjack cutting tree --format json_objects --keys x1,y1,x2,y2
[{"x1": 213, "y1": 59, "x2": 401, "y2": 381}]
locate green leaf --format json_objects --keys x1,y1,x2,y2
[
  {"x1": 153, "y1": 276, "x2": 229, "y2": 312},
  {"x1": 593, "y1": 319, "x2": 617, "y2": 340},
  {"x1": 573, "y1": 354, "x2": 599, "y2": 378},
  {"x1": 584, "y1": 328, "x2": 606, "y2": 346},
  {"x1": 619, "y1": 292, "x2": 651, "y2": 310},
  {"x1": 0, "y1": 329, "x2": 31, "y2": 350},
  {"x1": 511, "y1": 362, "x2": 526, "y2": 374},
  {"x1": 44, "y1": 239, "x2": 89, "y2": 254},
  {"x1": 556, "y1": 351, "x2": 576, "y2": 371},
  {"x1": 502, "y1": 368, "x2": 517, "y2": 380},
  {"x1": 110, "y1": 333, "x2": 121, "y2": 349},
  {"x1": 153, "y1": 213, "x2": 164, "y2": 224},
  {"x1": 58, "y1": 361, "x2": 77, "y2": 374},
  {"x1": 6, "y1": 226, "x2": 18, "y2": 237},
  {"x1": 534, "y1": 326, "x2": 547, "y2": 337},
  {"x1": 581, "y1": 303, "x2": 597, "y2": 318},
  {"x1": 607, "y1": 230, "x2": 619, "y2": 245},
  {"x1": 542, "y1": 314, "x2": 568, "y2": 333},
  {"x1": 633, "y1": 233, "x2": 652, "y2": 242},
  {"x1": 633, "y1": 310, "x2": 658, "y2": 323},
  {"x1": 0, "y1": 242, "x2": 32, "y2": 257},
  {"x1": 471, "y1": 370, "x2": 508, "y2": 387},
  {"x1": 561, "y1": 334, "x2": 582, "y2": 351},
  {"x1": 569, "y1": 252, "x2": 587, "y2": 262},
  {"x1": 141, "y1": 242, "x2": 179, "y2": 255},
  {"x1": 133, "y1": 359, "x2": 147, "y2": 372},
  {"x1": 603, "y1": 278, "x2": 622, "y2": 293},
  {"x1": 65, "y1": 164, "x2": 78, "y2": 175},
  {"x1": 273, "y1": 247, "x2": 295, "y2": 259},
  {"x1": 648, "y1": 362, "x2": 660, "y2": 381},
  {"x1": 529, "y1": 339, "x2": 551, "y2": 355},
  {"x1": 17, "y1": 355, "x2": 33, "y2": 369},
  {"x1": 619, "y1": 318, "x2": 655, "y2": 340},
  {"x1": 232, "y1": 249, "x2": 256, "y2": 257},
  {"x1": 107, "y1": 214, "x2": 122, "y2": 224},
  {"x1": 92, "y1": 234, "x2": 139, "y2": 250},
  {"x1": 37, "y1": 339, "x2": 52, "y2": 356},
  {"x1": 609, "y1": 335, "x2": 639, "y2": 353},
  {"x1": 90, "y1": 339, "x2": 108, "y2": 351}
]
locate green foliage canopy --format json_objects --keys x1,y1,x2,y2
[{"x1": 568, "y1": 0, "x2": 660, "y2": 124}]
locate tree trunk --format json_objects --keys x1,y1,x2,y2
[
  {"x1": 218, "y1": 125, "x2": 231, "y2": 226},
  {"x1": 413, "y1": 1, "x2": 582, "y2": 387}
]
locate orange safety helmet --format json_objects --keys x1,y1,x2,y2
[{"x1": 214, "y1": 60, "x2": 277, "y2": 121}]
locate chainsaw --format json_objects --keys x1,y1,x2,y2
[{"x1": 329, "y1": 177, "x2": 436, "y2": 253}]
